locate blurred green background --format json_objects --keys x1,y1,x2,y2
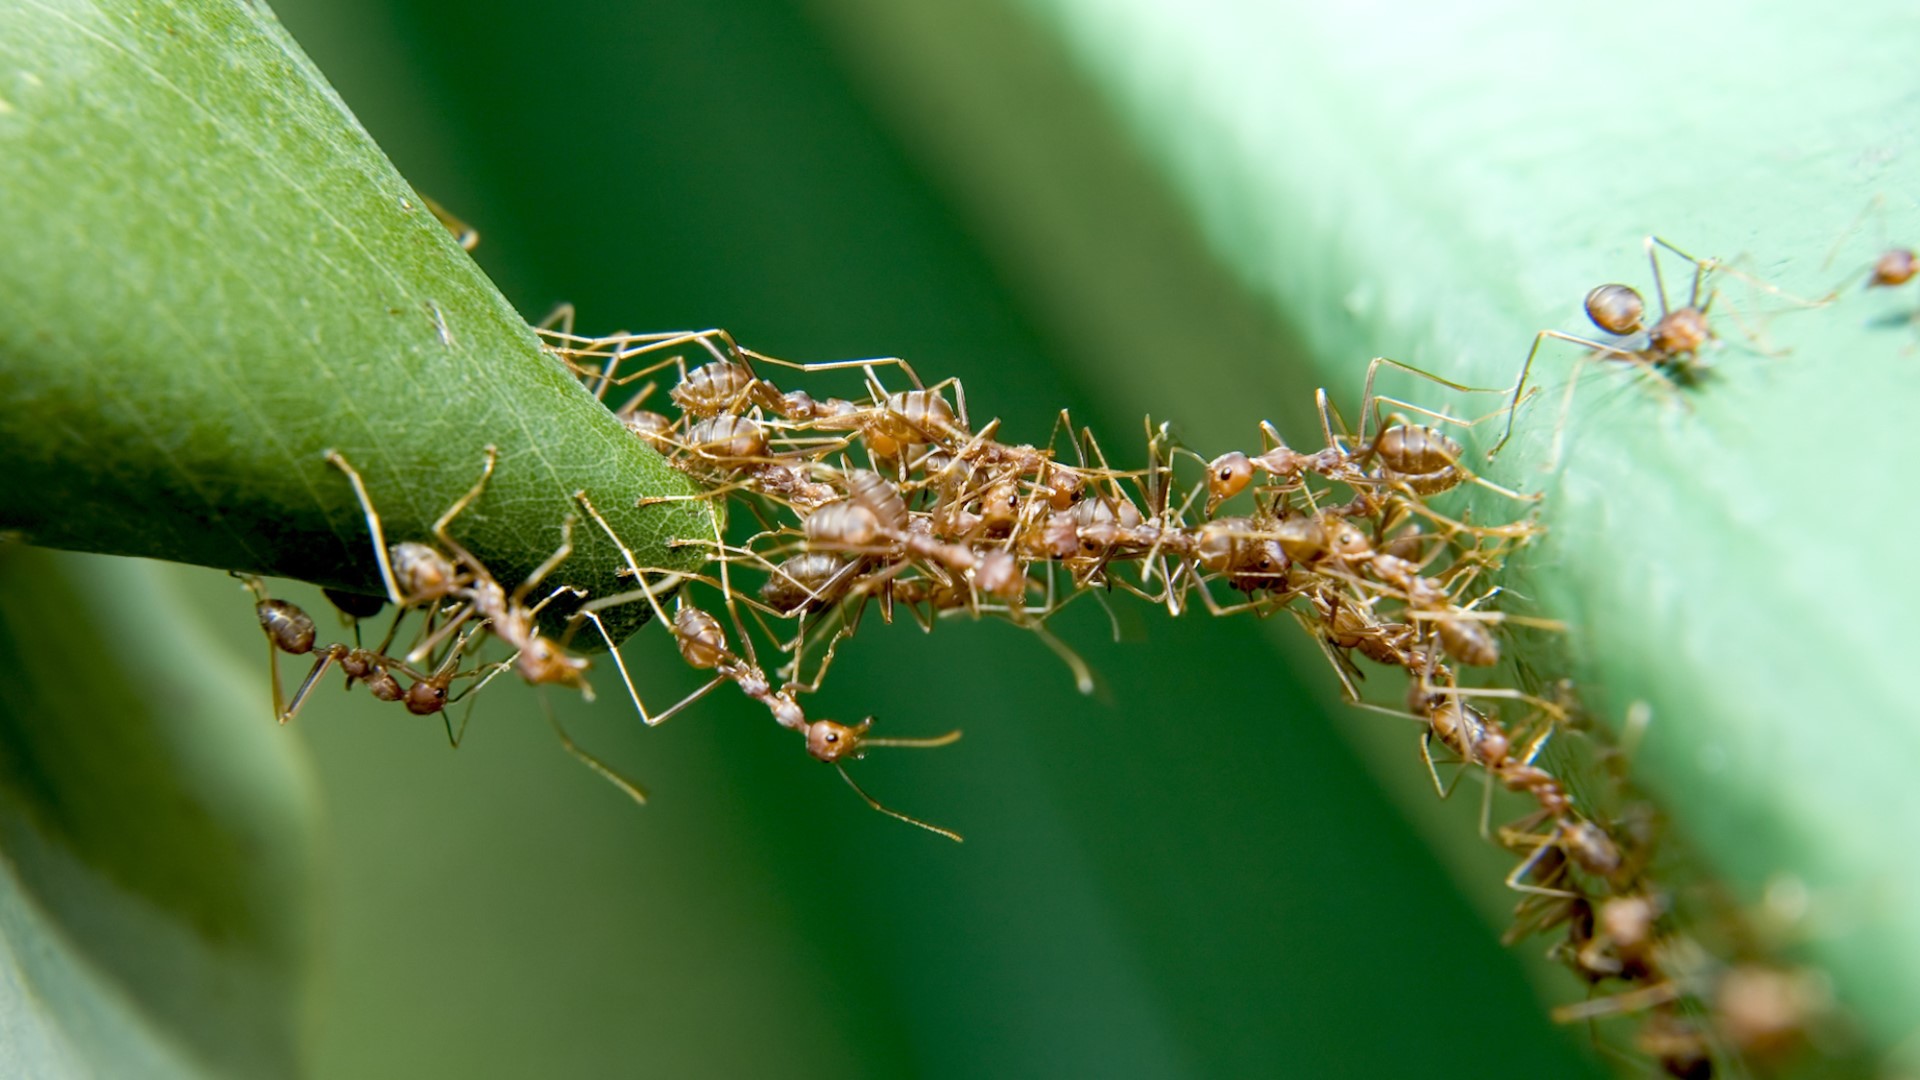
[{"x1": 142, "y1": 0, "x2": 1605, "y2": 1075}]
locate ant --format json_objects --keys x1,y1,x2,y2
[
  {"x1": 571, "y1": 488, "x2": 967, "y2": 839},
  {"x1": 322, "y1": 446, "x2": 646, "y2": 805}
]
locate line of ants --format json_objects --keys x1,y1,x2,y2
[{"x1": 237, "y1": 227, "x2": 1899, "y2": 1075}]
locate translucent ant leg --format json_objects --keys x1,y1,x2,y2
[
  {"x1": 1549, "y1": 980, "x2": 1686, "y2": 1025},
  {"x1": 1647, "y1": 234, "x2": 1685, "y2": 317},
  {"x1": 1356, "y1": 355, "x2": 1520, "y2": 449},
  {"x1": 281, "y1": 646, "x2": 344, "y2": 725},
  {"x1": 573, "y1": 491, "x2": 729, "y2": 728},
  {"x1": 831, "y1": 763, "x2": 963, "y2": 843},
  {"x1": 738, "y1": 348, "x2": 929, "y2": 393},
  {"x1": 541, "y1": 695, "x2": 648, "y2": 807},
  {"x1": 535, "y1": 302, "x2": 575, "y2": 336},
  {"x1": 1029, "y1": 619, "x2": 1096, "y2": 697},
  {"x1": 404, "y1": 600, "x2": 476, "y2": 668},
  {"x1": 423, "y1": 195, "x2": 479, "y2": 252},
  {"x1": 442, "y1": 658, "x2": 513, "y2": 748},
  {"x1": 429, "y1": 444, "x2": 499, "y2": 572},
  {"x1": 324, "y1": 448, "x2": 406, "y2": 607},
  {"x1": 1418, "y1": 729, "x2": 1472, "y2": 801},
  {"x1": 236, "y1": 575, "x2": 295, "y2": 720},
  {"x1": 509, "y1": 515, "x2": 577, "y2": 608},
  {"x1": 1290, "y1": 607, "x2": 1367, "y2": 703},
  {"x1": 1504, "y1": 830, "x2": 1581, "y2": 899},
  {"x1": 782, "y1": 607, "x2": 867, "y2": 696},
  {"x1": 1489, "y1": 330, "x2": 1654, "y2": 460}
]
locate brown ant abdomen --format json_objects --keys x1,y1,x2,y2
[
  {"x1": 1870, "y1": 247, "x2": 1917, "y2": 287},
  {"x1": 1584, "y1": 283, "x2": 1647, "y2": 335},
  {"x1": 256, "y1": 598, "x2": 316, "y2": 655}
]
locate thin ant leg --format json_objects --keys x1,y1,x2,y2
[
  {"x1": 510, "y1": 514, "x2": 576, "y2": 608},
  {"x1": 423, "y1": 195, "x2": 479, "y2": 252},
  {"x1": 1490, "y1": 329, "x2": 1664, "y2": 460},
  {"x1": 831, "y1": 760, "x2": 963, "y2": 843},
  {"x1": 324, "y1": 449, "x2": 405, "y2": 606},
  {"x1": 1030, "y1": 619, "x2": 1096, "y2": 697},
  {"x1": 429, "y1": 444, "x2": 499, "y2": 571},
  {"x1": 1356, "y1": 356, "x2": 1523, "y2": 450},
  {"x1": 1504, "y1": 830, "x2": 1580, "y2": 899},
  {"x1": 540, "y1": 695, "x2": 649, "y2": 807},
  {"x1": 739, "y1": 348, "x2": 929, "y2": 393}
]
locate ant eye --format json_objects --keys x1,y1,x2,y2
[
  {"x1": 1219, "y1": 469, "x2": 1233, "y2": 481},
  {"x1": 825, "y1": 732, "x2": 839, "y2": 743}
]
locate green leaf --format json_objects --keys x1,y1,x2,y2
[
  {"x1": 0, "y1": 0, "x2": 710, "y2": 643},
  {"x1": 810, "y1": 0, "x2": 1920, "y2": 1067},
  {"x1": 0, "y1": 545, "x2": 318, "y2": 1078}
]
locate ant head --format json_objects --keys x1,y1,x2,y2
[
  {"x1": 1583, "y1": 283, "x2": 1646, "y2": 336},
  {"x1": 1045, "y1": 465, "x2": 1084, "y2": 511},
  {"x1": 1206, "y1": 451, "x2": 1254, "y2": 507},
  {"x1": 404, "y1": 677, "x2": 449, "y2": 716},
  {"x1": 521, "y1": 635, "x2": 591, "y2": 688},
  {"x1": 806, "y1": 718, "x2": 871, "y2": 764}
]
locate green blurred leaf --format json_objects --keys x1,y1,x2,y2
[
  {"x1": 0, "y1": 546, "x2": 318, "y2": 1078},
  {"x1": 0, "y1": 0, "x2": 710, "y2": 643}
]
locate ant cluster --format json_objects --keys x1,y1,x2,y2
[
  {"x1": 237, "y1": 228, "x2": 1882, "y2": 1075},
  {"x1": 239, "y1": 445, "x2": 646, "y2": 803}
]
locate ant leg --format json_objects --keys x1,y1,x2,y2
[
  {"x1": 541, "y1": 695, "x2": 648, "y2": 806},
  {"x1": 1549, "y1": 981, "x2": 1684, "y2": 1024},
  {"x1": 526, "y1": 584, "x2": 587, "y2": 620},
  {"x1": 404, "y1": 600, "x2": 476, "y2": 667},
  {"x1": 1504, "y1": 832, "x2": 1579, "y2": 899},
  {"x1": 1489, "y1": 330, "x2": 1641, "y2": 460},
  {"x1": 281, "y1": 646, "x2": 345, "y2": 725},
  {"x1": 1420, "y1": 729, "x2": 1466, "y2": 800},
  {"x1": 510, "y1": 514, "x2": 576, "y2": 607},
  {"x1": 1646, "y1": 234, "x2": 1680, "y2": 315},
  {"x1": 423, "y1": 195, "x2": 478, "y2": 251},
  {"x1": 1357, "y1": 356, "x2": 1515, "y2": 448},
  {"x1": 430, "y1": 444, "x2": 499, "y2": 571},
  {"x1": 324, "y1": 449, "x2": 405, "y2": 606},
  {"x1": 832, "y1": 764, "x2": 962, "y2": 843}
]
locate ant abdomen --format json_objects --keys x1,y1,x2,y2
[
  {"x1": 390, "y1": 541, "x2": 458, "y2": 602},
  {"x1": 879, "y1": 389, "x2": 962, "y2": 443},
  {"x1": 256, "y1": 597, "x2": 316, "y2": 655},
  {"x1": 1437, "y1": 617, "x2": 1500, "y2": 667},
  {"x1": 621, "y1": 410, "x2": 675, "y2": 450},
  {"x1": 805, "y1": 501, "x2": 884, "y2": 550},
  {"x1": 1585, "y1": 283, "x2": 1647, "y2": 335},
  {"x1": 672, "y1": 360, "x2": 757, "y2": 415},
  {"x1": 842, "y1": 469, "x2": 909, "y2": 532},
  {"x1": 1870, "y1": 247, "x2": 1917, "y2": 288},
  {"x1": 761, "y1": 552, "x2": 854, "y2": 613},
  {"x1": 673, "y1": 606, "x2": 729, "y2": 670},
  {"x1": 1373, "y1": 424, "x2": 1464, "y2": 495},
  {"x1": 684, "y1": 415, "x2": 768, "y2": 461}
]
